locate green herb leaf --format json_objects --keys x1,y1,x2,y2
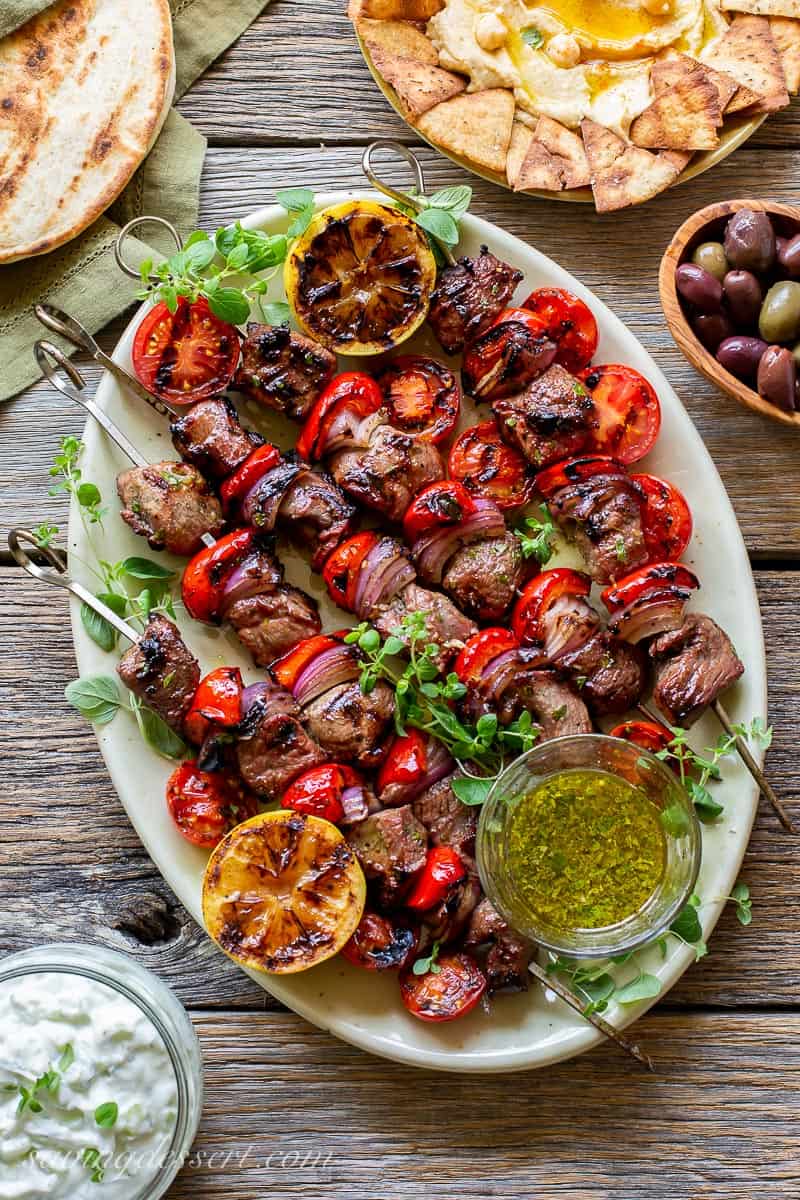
[
  {"x1": 184, "y1": 239, "x2": 217, "y2": 272},
  {"x1": 412, "y1": 940, "x2": 442, "y2": 976},
  {"x1": 121, "y1": 557, "x2": 175, "y2": 581},
  {"x1": 94, "y1": 1102, "x2": 118, "y2": 1129},
  {"x1": 452, "y1": 776, "x2": 493, "y2": 807},
  {"x1": 32, "y1": 522, "x2": 59, "y2": 548},
  {"x1": 65, "y1": 675, "x2": 122, "y2": 725},
  {"x1": 208, "y1": 287, "x2": 251, "y2": 325},
  {"x1": 514, "y1": 504, "x2": 556, "y2": 565},
  {"x1": 226, "y1": 242, "x2": 250, "y2": 271},
  {"x1": 669, "y1": 903, "x2": 703, "y2": 944},
  {"x1": 414, "y1": 207, "x2": 459, "y2": 247},
  {"x1": 58, "y1": 1044, "x2": 75, "y2": 1072},
  {"x1": 80, "y1": 603, "x2": 118, "y2": 653},
  {"x1": 614, "y1": 972, "x2": 662, "y2": 1004},
  {"x1": 130, "y1": 697, "x2": 188, "y2": 760},
  {"x1": 730, "y1": 882, "x2": 752, "y2": 926},
  {"x1": 426, "y1": 185, "x2": 472, "y2": 218},
  {"x1": 262, "y1": 300, "x2": 291, "y2": 326},
  {"x1": 276, "y1": 187, "x2": 314, "y2": 213},
  {"x1": 521, "y1": 26, "x2": 544, "y2": 47}
]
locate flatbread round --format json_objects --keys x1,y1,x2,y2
[{"x1": 0, "y1": 0, "x2": 175, "y2": 264}]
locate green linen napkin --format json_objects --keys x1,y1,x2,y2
[{"x1": 0, "y1": 0, "x2": 271, "y2": 402}]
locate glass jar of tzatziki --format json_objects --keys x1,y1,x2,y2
[{"x1": 0, "y1": 944, "x2": 203, "y2": 1200}]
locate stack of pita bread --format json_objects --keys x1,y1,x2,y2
[
  {"x1": 0, "y1": 0, "x2": 175, "y2": 263},
  {"x1": 349, "y1": 0, "x2": 799, "y2": 212}
]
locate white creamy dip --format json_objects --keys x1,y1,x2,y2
[{"x1": 0, "y1": 972, "x2": 179, "y2": 1199}]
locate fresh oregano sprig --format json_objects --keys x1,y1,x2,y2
[
  {"x1": 656, "y1": 719, "x2": 773, "y2": 823},
  {"x1": 514, "y1": 503, "x2": 556, "y2": 565}
]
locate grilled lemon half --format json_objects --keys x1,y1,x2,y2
[
  {"x1": 284, "y1": 200, "x2": 437, "y2": 355},
  {"x1": 202, "y1": 810, "x2": 366, "y2": 974}
]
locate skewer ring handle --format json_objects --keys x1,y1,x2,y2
[
  {"x1": 34, "y1": 303, "x2": 102, "y2": 356},
  {"x1": 8, "y1": 529, "x2": 70, "y2": 589},
  {"x1": 362, "y1": 141, "x2": 427, "y2": 213},
  {"x1": 114, "y1": 216, "x2": 182, "y2": 283},
  {"x1": 34, "y1": 341, "x2": 87, "y2": 402}
]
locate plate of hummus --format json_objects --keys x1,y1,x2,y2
[{"x1": 349, "y1": 0, "x2": 800, "y2": 210}]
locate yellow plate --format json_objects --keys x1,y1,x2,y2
[{"x1": 358, "y1": 33, "x2": 766, "y2": 202}]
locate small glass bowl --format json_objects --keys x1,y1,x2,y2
[
  {"x1": 477, "y1": 734, "x2": 701, "y2": 959},
  {"x1": 0, "y1": 943, "x2": 203, "y2": 1199}
]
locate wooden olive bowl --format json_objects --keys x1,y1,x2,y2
[{"x1": 659, "y1": 199, "x2": 800, "y2": 430}]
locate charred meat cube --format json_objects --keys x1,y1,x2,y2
[
  {"x1": 347, "y1": 805, "x2": 428, "y2": 907},
  {"x1": 548, "y1": 471, "x2": 649, "y2": 585},
  {"x1": 302, "y1": 679, "x2": 394, "y2": 770},
  {"x1": 494, "y1": 364, "x2": 595, "y2": 470},
  {"x1": 412, "y1": 774, "x2": 478, "y2": 861},
  {"x1": 278, "y1": 467, "x2": 358, "y2": 572},
  {"x1": 329, "y1": 424, "x2": 444, "y2": 523},
  {"x1": 226, "y1": 586, "x2": 321, "y2": 668},
  {"x1": 236, "y1": 681, "x2": 326, "y2": 799},
  {"x1": 427, "y1": 248, "x2": 523, "y2": 355},
  {"x1": 424, "y1": 874, "x2": 482, "y2": 946},
  {"x1": 171, "y1": 396, "x2": 260, "y2": 481},
  {"x1": 465, "y1": 897, "x2": 533, "y2": 993},
  {"x1": 116, "y1": 461, "x2": 224, "y2": 557},
  {"x1": 442, "y1": 532, "x2": 524, "y2": 622},
  {"x1": 235, "y1": 322, "x2": 336, "y2": 422},
  {"x1": 556, "y1": 629, "x2": 646, "y2": 717},
  {"x1": 494, "y1": 663, "x2": 592, "y2": 740},
  {"x1": 117, "y1": 615, "x2": 200, "y2": 732},
  {"x1": 650, "y1": 613, "x2": 744, "y2": 727},
  {"x1": 374, "y1": 581, "x2": 477, "y2": 673}
]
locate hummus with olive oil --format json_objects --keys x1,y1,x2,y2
[{"x1": 427, "y1": 0, "x2": 729, "y2": 136}]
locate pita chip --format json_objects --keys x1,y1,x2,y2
[
  {"x1": 700, "y1": 15, "x2": 789, "y2": 111},
  {"x1": 581, "y1": 119, "x2": 682, "y2": 213},
  {"x1": 652, "y1": 51, "x2": 739, "y2": 111},
  {"x1": 370, "y1": 49, "x2": 466, "y2": 119},
  {"x1": 358, "y1": 18, "x2": 440, "y2": 64},
  {"x1": 770, "y1": 16, "x2": 800, "y2": 91},
  {"x1": 506, "y1": 121, "x2": 535, "y2": 188},
  {"x1": 722, "y1": 0, "x2": 800, "y2": 15},
  {"x1": 348, "y1": 0, "x2": 444, "y2": 19},
  {"x1": 630, "y1": 70, "x2": 721, "y2": 149},
  {"x1": 516, "y1": 116, "x2": 590, "y2": 190},
  {"x1": 417, "y1": 89, "x2": 515, "y2": 174}
]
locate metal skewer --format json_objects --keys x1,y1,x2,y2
[
  {"x1": 528, "y1": 959, "x2": 655, "y2": 1072},
  {"x1": 361, "y1": 140, "x2": 458, "y2": 267}
]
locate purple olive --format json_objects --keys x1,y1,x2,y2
[
  {"x1": 693, "y1": 312, "x2": 734, "y2": 352},
  {"x1": 723, "y1": 209, "x2": 776, "y2": 272},
  {"x1": 676, "y1": 263, "x2": 723, "y2": 313},
  {"x1": 777, "y1": 232, "x2": 800, "y2": 278},
  {"x1": 757, "y1": 345, "x2": 797, "y2": 411},
  {"x1": 716, "y1": 335, "x2": 768, "y2": 380},
  {"x1": 722, "y1": 270, "x2": 762, "y2": 328}
]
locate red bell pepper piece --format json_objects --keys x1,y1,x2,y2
[
  {"x1": 601, "y1": 562, "x2": 700, "y2": 614},
  {"x1": 296, "y1": 372, "x2": 383, "y2": 462},
  {"x1": 181, "y1": 528, "x2": 256, "y2": 623},
  {"x1": 184, "y1": 666, "x2": 243, "y2": 746},
  {"x1": 321, "y1": 531, "x2": 379, "y2": 611},
  {"x1": 511, "y1": 568, "x2": 591, "y2": 645},
  {"x1": 454, "y1": 628, "x2": 520, "y2": 687},
  {"x1": 377, "y1": 730, "x2": 428, "y2": 794},
  {"x1": 402, "y1": 480, "x2": 477, "y2": 544},
  {"x1": 219, "y1": 443, "x2": 282, "y2": 515},
  {"x1": 406, "y1": 846, "x2": 467, "y2": 912},
  {"x1": 281, "y1": 763, "x2": 365, "y2": 824},
  {"x1": 271, "y1": 632, "x2": 343, "y2": 692},
  {"x1": 535, "y1": 454, "x2": 625, "y2": 498}
]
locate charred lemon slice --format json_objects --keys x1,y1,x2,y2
[
  {"x1": 284, "y1": 200, "x2": 437, "y2": 355},
  {"x1": 202, "y1": 810, "x2": 366, "y2": 974}
]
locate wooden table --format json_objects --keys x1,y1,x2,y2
[{"x1": 3, "y1": 3, "x2": 800, "y2": 1195}]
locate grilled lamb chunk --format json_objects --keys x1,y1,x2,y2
[
  {"x1": 495, "y1": 663, "x2": 593, "y2": 740},
  {"x1": 549, "y1": 472, "x2": 649, "y2": 585},
  {"x1": 347, "y1": 805, "x2": 428, "y2": 906},
  {"x1": 650, "y1": 613, "x2": 744, "y2": 727},
  {"x1": 427, "y1": 247, "x2": 523, "y2": 355},
  {"x1": 171, "y1": 396, "x2": 260, "y2": 481},
  {"x1": 235, "y1": 322, "x2": 336, "y2": 422},
  {"x1": 226, "y1": 586, "x2": 321, "y2": 667},
  {"x1": 116, "y1": 461, "x2": 224, "y2": 557},
  {"x1": 302, "y1": 679, "x2": 394, "y2": 769},
  {"x1": 329, "y1": 424, "x2": 444, "y2": 523},
  {"x1": 424, "y1": 874, "x2": 482, "y2": 946},
  {"x1": 494, "y1": 365, "x2": 595, "y2": 469},
  {"x1": 278, "y1": 468, "x2": 358, "y2": 571},
  {"x1": 412, "y1": 774, "x2": 478, "y2": 861},
  {"x1": 465, "y1": 897, "x2": 533, "y2": 993},
  {"x1": 374, "y1": 581, "x2": 477, "y2": 672},
  {"x1": 117, "y1": 615, "x2": 199, "y2": 732},
  {"x1": 235, "y1": 681, "x2": 326, "y2": 799},
  {"x1": 442, "y1": 533, "x2": 524, "y2": 621},
  {"x1": 556, "y1": 629, "x2": 646, "y2": 717}
]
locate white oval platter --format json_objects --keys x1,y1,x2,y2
[{"x1": 67, "y1": 192, "x2": 767, "y2": 1073}]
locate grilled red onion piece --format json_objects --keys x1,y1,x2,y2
[
  {"x1": 412, "y1": 498, "x2": 506, "y2": 584},
  {"x1": 541, "y1": 594, "x2": 601, "y2": 662},
  {"x1": 353, "y1": 537, "x2": 416, "y2": 620},
  {"x1": 608, "y1": 589, "x2": 689, "y2": 644},
  {"x1": 479, "y1": 648, "x2": 523, "y2": 700},
  {"x1": 340, "y1": 784, "x2": 370, "y2": 826},
  {"x1": 242, "y1": 682, "x2": 270, "y2": 713},
  {"x1": 242, "y1": 461, "x2": 303, "y2": 531},
  {"x1": 219, "y1": 553, "x2": 277, "y2": 616},
  {"x1": 292, "y1": 644, "x2": 361, "y2": 707},
  {"x1": 320, "y1": 407, "x2": 389, "y2": 456}
]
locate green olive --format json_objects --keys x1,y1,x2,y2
[
  {"x1": 759, "y1": 281, "x2": 800, "y2": 344},
  {"x1": 692, "y1": 241, "x2": 728, "y2": 283}
]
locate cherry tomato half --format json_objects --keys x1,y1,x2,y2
[
  {"x1": 610, "y1": 719, "x2": 674, "y2": 755},
  {"x1": 512, "y1": 568, "x2": 591, "y2": 644},
  {"x1": 461, "y1": 308, "x2": 556, "y2": 401},
  {"x1": 271, "y1": 633, "x2": 343, "y2": 692},
  {"x1": 578, "y1": 364, "x2": 661, "y2": 465},
  {"x1": 601, "y1": 562, "x2": 700, "y2": 614},
  {"x1": 534, "y1": 454, "x2": 625, "y2": 498},
  {"x1": 377, "y1": 730, "x2": 428, "y2": 793},
  {"x1": 341, "y1": 911, "x2": 418, "y2": 971},
  {"x1": 454, "y1": 628, "x2": 520, "y2": 686},
  {"x1": 402, "y1": 480, "x2": 477, "y2": 544},
  {"x1": 448, "y1": 419, "x2": 534, "y2": 511},
  {"x1": 166, "y1": 760, "x2": 258, "y2": 848},
  {"x1": 399, "y1": 952, "x2": 487, "y2": 1022},
  {"x1": 184, "y1": 667, "x2": 243, "y2": 746},
  {"x1": 182, "y1": 528, "x2": 256, "y2": 623},
  {"x1": 281, "y1": 763, "x2": 365, "y2": 824},
  {"x1": 406, "y1": 846, "x2": 467, "y2": 912},
  {"x1": 132, "y1": 298, "x2": 240, "y2": 404},
  {"x1": 296, "y1": 372, "x2": 382, "y2": 462},
  {"x1": 376, "y1": 356, "x2": 460, "y2": 444},
  {"x1": 632, "y1": 473, "x2": 693, "y2": 563},
  {"x1": 219, "y1": 443, "x2": 283, "y2": 515},
  {"x1": 521, "y1": 287, "x2": 598, "y2": 373},
  {"x1": 322, "y1": 531, "x2": 380, "y2": 611}
]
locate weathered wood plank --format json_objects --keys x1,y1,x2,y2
[
  {"x1": 177, "y1": 0, "x2": 800, "y2": 153},
  {"x1": 3, "y1": 145, "x2": 800, "y2": 556},
  {"x1": 1, "y1": 566, "x2": 797, "y2": 1008},
  {"x1": 170, "y1": 1011, "x2": 800, "y2": 1198}
]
